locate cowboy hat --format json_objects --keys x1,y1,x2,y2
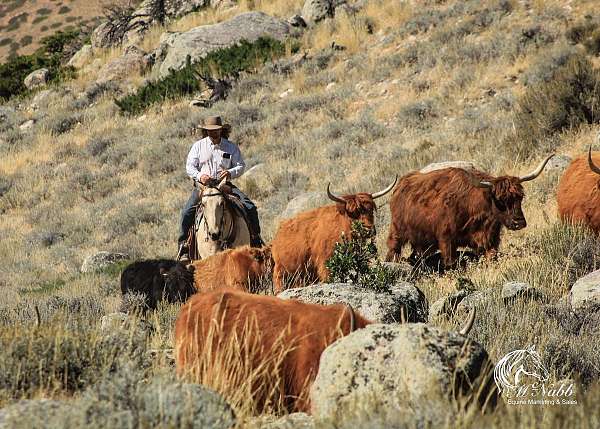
[{"x1": 201, "y1": 115, "x2": 230, "y2": 130}]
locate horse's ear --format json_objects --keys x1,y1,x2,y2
[{"x1": 217, "y1": 177, "x2": 228, "y2": 191}]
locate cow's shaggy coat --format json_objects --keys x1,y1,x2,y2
[
  {"x1": 557, "y1": 150, "x2": 600, "y2": 233},
  {"x1": 174, "y1": 289, "x2": 370, "y2": 412},
  {"x1": 191, "y1": 245, "x2": 272, "y2": 293}
]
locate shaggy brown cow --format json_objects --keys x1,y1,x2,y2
[
  {"x1": 191, "y1": 245, "x2": 272, "y2": 293},
  {"x1": 557, "y1": 147, "x2": 600, "y2": 233},
  {"x1": 271, "y1": 178, "x2": 397, "y2": 293},
  {"x1": 386, "y1": 155, "x2": 554, "y2": 267},
  {"x1": 175, "y1": 289, "x2": 477, "y2": 413},
  {"x1": 174, "y1": 289, "x2": 371, "y2": 412}
]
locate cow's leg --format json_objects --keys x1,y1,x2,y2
[
  {"x1": 385, "y1": 225, "x2": 406, "y2": 262},
  {"x1": 438, "y1": 239, "x2": 457, "y2": 268}
]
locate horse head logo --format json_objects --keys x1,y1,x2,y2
[{"x1": 494, "y1": 345, "x2": 549, "y2": 393}]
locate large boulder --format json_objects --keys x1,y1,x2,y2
[
  {"x1": 429, "y1": 289, "x2": 471, "y2": 320},
  {"x1": 67, "y1": 44, "x2": 93, "y2": 69},
  {"x1": 24, "y1": 68, "x2": 49, "y2": 89},
  {"x1": 249, "y1": 413, "x2": 314, "y2": 429},
  {"x1": 311, "y1": 324, "x2": 496, "y2": 424},
  {"x1": 81, "y1": 251, "x2": 129, "y2": 273},
  {"x1": 91, "y1": 22, "x2": 113, "y2": 49},
  {"x1": 501, "y1": 281, "x2": 544, "y2": 305},
  {"x1": 302, "y1": 0, "x2": 334, "y2": 24},
  {"x1": 154, "y1": 12, "x2": 294, "y2": 78},
  {"x1": 96, "y1": 45, "x2": 152, "y2": 85},
  {"x1": 570, "y1": 269, "x2": 600, "y2": 311},
  {"x1": 277, "y1": 282, "x2": 428, "y2": 323},
  {"x1": 279, "y1": 192, "x2": 326, "y2": 220}
]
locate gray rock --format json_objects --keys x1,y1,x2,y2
[
  {"x1": 501, "y1": 281, "x2": 544, "y2": 304},
  {"x1": 81, "y1": 251, "x2": 129, "y2": 273},
  {"x1": 31, "y1": 89, "x2": 54, "y2": 107},
  {"x1": 311, "y1": 323, "x2": 496, "y2": 424},
  {"x1": 67, "y1": 44, "x2": 93, "y2": 68},
  {"x1": 24, "y1": 68, "x2": 49, "y2": 89},
  {"x1": 302, "y1": 0, "x2": 334, "y2": 24},
  {"x1": 137, "y1": 380, "x2": 236, "y2": 428},
  {"x1": 429, "y1": 289, "x2": 471, "y2": 321},
  {"x1": 154, "y1": 12, "x2": 293, "y2": 78},
  {"x1": 96, "y1": 45, "x2": 150, "y2": 85},
  {"x1": 279, "y1": 192, "x2": 326, "y2": 220},
  {"x1": 570, "y1": 269, "x2": 600, "y2": 311},
  {"x1": 237, "y1": 163, "x2": 275, "y2": 194},
  {"x1": 420, "y1": 160, "x2": 480, "y2": 174},
  {"x1": 277, "y1": 282, "x2": 428, "y2": 323},
  {"x1": 546, "y1": 154, "x2": 571, "y2": 172},
  {"x1": 380, "y1": 261, "x2": 414, "y2": 278},
  {"x1": 91, "y1": 22, "x2": 113, "y2": 49},
  {"x1": 456, "y1": 289, "x2": 497, "y2": 313},
  {"x1": 19, "y1": 119, "x2": 35, "y2": 131}
]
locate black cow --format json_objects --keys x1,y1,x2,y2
[{"x1": 120, "y1": 259, "x2": 195, "y2": 310}]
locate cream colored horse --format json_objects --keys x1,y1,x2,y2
[{"x1": 195, "y1": 178, "x2": 251, "y2": 260}]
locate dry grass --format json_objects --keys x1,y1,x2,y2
[{"x1": 1, "y1": 0, "x2": 600, "y2": 426}]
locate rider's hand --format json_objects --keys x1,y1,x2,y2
[
  {"x1": 200, "y1": 174, "x2": 211, "y2": 185},
  {"x1": 218, "y1": 170, "x2": 231, "y2": 181}
]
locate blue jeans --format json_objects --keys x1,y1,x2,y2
[{"x1": 178, "y1": 186, "x2": 261, "y2": 245}]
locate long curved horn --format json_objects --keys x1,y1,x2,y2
[
  {"x1": 345, "y1": 304, "x2": 356, "y2": 333},
  {"x1": 372, "y1": 175, "x2": 398, "y2": 199},
  {"x1": 588, "y1": 145, "x2": 600, "y2": 175},
  {"x1": 519, "y1": 153, "x2": 555, "y2": 182},
  {"x1": 327, "y1": 183, "x2": 345, "y2": 204},
  {"x1": 459, "y1": 307, "x2": 476, "y2": 336}
]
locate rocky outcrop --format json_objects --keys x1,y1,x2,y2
[
  {"x1": 96, "y1": 45, "x2": 153, "y2": 85},
  {"x1": 277, "y1": 282, "x2": 428, "y2": 323},
  {"x1": 279, "y1": 192, "x2": 326, "y2": 220},
  {"x1": 153, "y1": 12, "x2": 294, "y2": 78},
  {"x1": 67, "y1": 44, "x2": 93, "y2": 69},
  {"x1": 570, "y1": 269, "x2": 600, "y2": 311},
  {"x1": 311, "y1": 323, "x2": 496, "y2": 424},
  {"x1": 24, "y1": 68, "x2": 49, "y2": 89}
]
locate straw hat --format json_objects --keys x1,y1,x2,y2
[{"x1": 200, "y1": 115, "x2": 230, "y2": 130}]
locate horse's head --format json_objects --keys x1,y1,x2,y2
[
  {"x1": 200, "y1": 178, "x2": 229, "y2": 241},
  {"x1": 518, "y1": 345, "x2": 549, "y2": 383}
]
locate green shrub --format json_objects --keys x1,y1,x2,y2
[
  {"x1": 0, "y1": 30, "x2": 79, "y2": 100},
  {"x1": 115, "y1": 37, "x2": 295, "y2": 115},
  {"x1": 326, "y1": 222, "x2": 397, "y2": 292},
  {"x1": 512, "y1": 54, "x2": 600, "y2": 157}
]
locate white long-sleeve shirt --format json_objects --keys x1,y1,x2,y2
[{"x1": 185, "y1": 137, "x2": 245, "y2": 182}]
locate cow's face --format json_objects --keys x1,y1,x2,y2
[
  {"x1": 340, "y1": 194, "x2": 377, "y2": 235},
  {"x1": 160, "y1": 264, "x2": 195, "y2": 303},
  {"x1": 490, "y1": 177, "x2": 526, "y2": 230}
]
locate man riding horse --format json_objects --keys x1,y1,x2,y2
[{"x1": 177, "y1": 115, "x2": 263, "y2": 261}]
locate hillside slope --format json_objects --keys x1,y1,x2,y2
[{"x1": 1, "y1": 0, "x2": 600, "y2": 426}]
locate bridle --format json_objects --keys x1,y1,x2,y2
[{"x1": 198, "y1": 188, "x2": 236, "y2": 250}]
